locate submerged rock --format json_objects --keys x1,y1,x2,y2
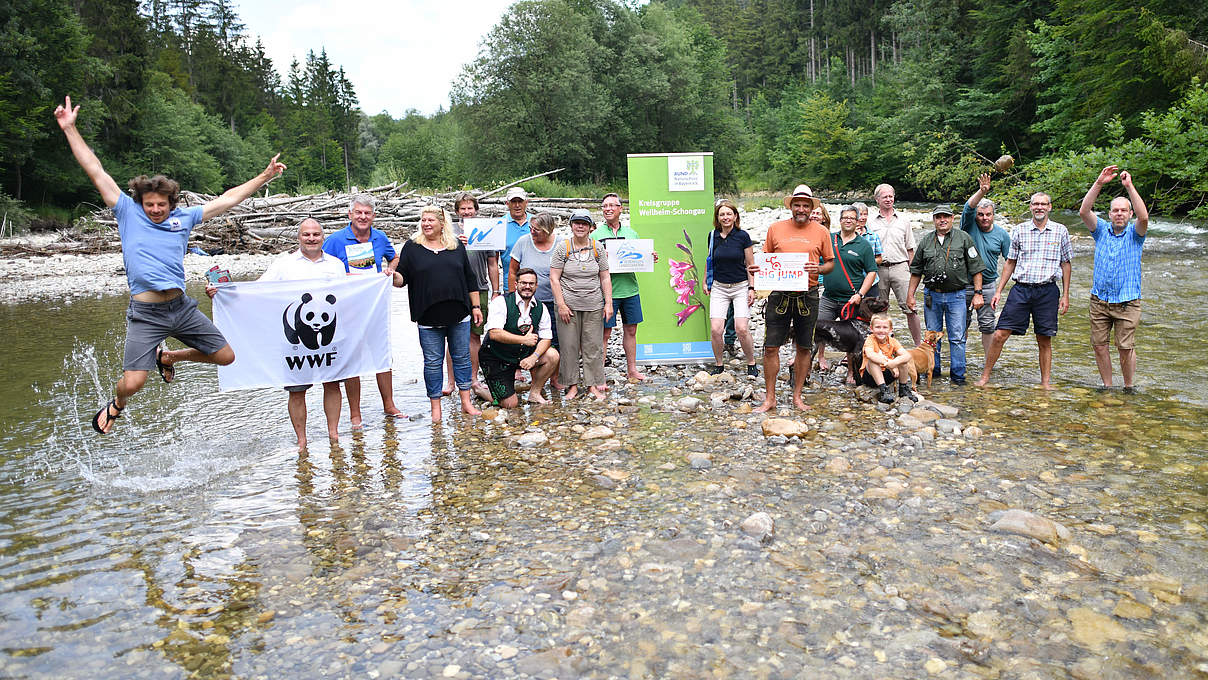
[
  {"x1": 989, "y1": 509, "x2": 1071, "y2": 544},
  {"x1": 517, "y1": 430, "x2": 548, "y2": 448},
  {"x1": 740, "y1": 512, "x2": 775, "y2": 542}
]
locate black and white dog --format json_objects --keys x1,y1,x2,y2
[{"x1": 814, "y1": 296, "x2": 890, "y2": 380}]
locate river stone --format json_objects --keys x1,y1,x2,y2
[
  {"x1": 964, "y1": 425, "x2": 984, "y2": 439},
  {"x1": 989, "y1": 509, "x2": 1071, "y2": 544},
  {"x1": 897, "y1": 414, "x2": 924, "y2": 430},
  {"x1": 855, "y1": 386, "x2": 878, "y2": 403},
  {"x1": 966, "y1": 610, "x2": 1003, "y2": 639},
  {"x1": 582, "y1": 425, "x2": 614, "y2": 440},
  {"x1": 741, "y1": 512, "x2": 775, "y2": 541},
  {"x1": 919, "y1": 400, "x2": 959, "y2": 418},
  {"x1": 517, "y1": 430, "x2": 548, "y2": 448},
  {"x1": 824, "y1": 457, "x2": 851, "y2": 473},
  {"x1": 761, "y1": 418, "x2": 809, "y2": 438},
  {"x1": 917, "y1": 427, "x2": 935, "y2": 442},
  {"x1": 908, "y1": 408, "x2": 940, "y2": 423},
  {"x1": 1068, "y1": 607, "x2": 1131, "y2": 649},
  {"x1": 515, "y1": 647, "x2": 578, "y2": 676},
  {"x1": 589, "y1": 475, "x2": 616, "y2": 490},
  {"x1": 688, "y1": 453, "x2": 712, "y2": 469},
  {"x1": 677, "y1": 396, "x2": 703, "y2": 412},
  {"x1": 935, "y1": 418, "x2": 962, "y2": 434},
  {"x1": 1112, "y1": 599, "x2": 1152, "y2": 619}
]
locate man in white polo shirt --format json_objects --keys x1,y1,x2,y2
[
  {"x1": 868, "y1": 183, "x2": 922, "y2": 345},
  {"x1": 209, "y1": 218, "x2": 347, "y2": 449}
]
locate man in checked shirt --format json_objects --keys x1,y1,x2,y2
[{"x1": 974, "y1": 192, "x2": 1073, "y2": 389}]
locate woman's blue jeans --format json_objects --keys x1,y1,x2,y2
[{"x1": 418, "y1": 320, "x2": 472, "y2": 398}]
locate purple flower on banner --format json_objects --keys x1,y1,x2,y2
[
  {"x1": 674, "y1": 279, "x2": 696, "y2": 305},
  {"x1": 675, "y1": 304, "x2": 703, "y2": 326},
  {"x1": 667, "y1": 230, "x2": 708, "y2": 328}
]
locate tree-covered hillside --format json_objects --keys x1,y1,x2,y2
[{"x1": 3, "y1": 0, "x2": 1207, "y2": 226}]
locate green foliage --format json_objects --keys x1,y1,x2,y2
[
  {"x1": 0, "y1": 193, "x2": 35, "y2": 234},
  {"x1": 1000, "y1": 80, "x2": 1208, "y2": 219},
  {"x1": 1030, "y1": 4, "x2": 1208, "y2": 151},
  {"x1": 905, "y1": 128, "x2": 989, "y2": 201},
  {"x1": 454, "y1": 0, "x2": 744, "y2": 190},
  {"x1": 519, "y1": 177, "x2": 626, "y2": 199}
]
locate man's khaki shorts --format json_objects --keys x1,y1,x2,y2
[{"x1": 1089, "y1": 295, "x2": 1140, "y2": 348}]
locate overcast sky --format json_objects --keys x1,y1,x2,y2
[{"x1": 235, "y1": 0, "x2": 515, "y2": 118}]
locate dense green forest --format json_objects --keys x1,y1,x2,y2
[{"x1": 3, "y1": 0, "x2": 1207, "y2": 229}]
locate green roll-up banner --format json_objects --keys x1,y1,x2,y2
[{"x1": 627, "y1": 152, "x2": 715, "y2": 364}]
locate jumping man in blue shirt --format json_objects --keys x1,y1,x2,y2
[{"x1": 55, "y1": 96, "x2": 285, "y2": 434}]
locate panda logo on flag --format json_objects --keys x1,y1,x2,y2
[{"x1": 283, "y1": 293, "x2": 338, "y2": 350}]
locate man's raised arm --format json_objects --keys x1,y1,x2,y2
[
  {"x1": 54, "y1": 96, "x2": 121, "y2": 207},
  {"x1": 1079, "y1": 165, "x2": 1117, "y2": 231},
  {"x1": 202, "y1": 154, "x2": 287, "y2": 221},
  {"x1": 1121, "y1": 171, "x2": 1149, "y2": 237}
]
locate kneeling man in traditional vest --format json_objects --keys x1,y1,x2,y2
[{"x1": 480, "y1": 268, "x2": 560, "y2": 407}]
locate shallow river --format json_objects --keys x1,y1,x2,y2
[{"x1": 0, "y1": 217, "x2": 1205, "y2": 678}]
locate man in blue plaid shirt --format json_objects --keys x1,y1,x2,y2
[
  {"x1": 975, "y1": 192, "x2": 1073, "y2": 389},
  {"x1": 1077, "y1": 165, "x2": 1148, "y2": 392}
]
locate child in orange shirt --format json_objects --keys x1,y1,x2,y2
[{"x1": 861, "y1": 313, "x2": 916, "y2": 403}]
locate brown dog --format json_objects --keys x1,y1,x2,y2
[{"x1": 905, "y1": 330, "x2": 942, "y2": 389}]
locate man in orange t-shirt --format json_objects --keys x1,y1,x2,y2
[{"x1": 753, "y1": 184, "x2": 834, "y2": 413}]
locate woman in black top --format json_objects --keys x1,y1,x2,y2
[{"x1": 393, "y1": 206, "x2": 482, "y2": 423}]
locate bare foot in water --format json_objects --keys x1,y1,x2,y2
[
  {"x1": 564, "y1": 385, "x2": 579, "y2": 400},
  {"x1": 973, "y1": 377, "x2": 990, "y2": 387},
  {"x1": 588, "y1": 386, "x2": 606, "y2": 401},
  {"x1": 627, "y1": 370, "x2": 648, "y2": 382},
  {"x1": 527, "y1": 389, "x2": 549, "y2": 404},
  {"x1": 430, "y1": 399, "x2": 442, "y2": 423},
  {"x1": 792, "y1": 397, "x2": 811, "y2": 411},
  {"x1": 460, "y1": 391, "x2": 481, "y2": 416},
  {"x1": 753, "y1": 398, "x2": 776, "y2": 413},
  {"x1": 441, "y1": 383, "x2": 454, "y2": 396}
]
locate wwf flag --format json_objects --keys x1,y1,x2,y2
[{"x1": 213, "y1": 275, "x2": 392, "y2": 391}]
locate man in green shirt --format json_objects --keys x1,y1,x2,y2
[
  {"x1": 907, "y1": 205, "x2": 985, "y2": 385},
  {"x1": 593, "y1": 193, "x2": 655, "y2": 381}
]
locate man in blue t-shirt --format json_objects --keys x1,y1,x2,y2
[
  {"x1": 322, "y1": 194, "x2": 404, "y2": 424},
  {"x1": 1078, "y1": 165, "x2": 1149, "y2": 391},
  {"x1": 499, "y1": 187, "x2": 533, "y2": 291},
  {"x1": 960, "y1": 173, "x2": 1012, "y2": 357},
  {"x1": 55, "y1": 96, "x2": 285, "y2": 434}
]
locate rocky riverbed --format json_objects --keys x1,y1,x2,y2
[
  {"x1": 38, "y1": 363, "x2": 1199, "y2": 679},
  {"x1": 3, "y1": 205, "x2": 1204, "y2": 678}
]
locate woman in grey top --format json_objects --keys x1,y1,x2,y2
[
  {"x1": 549, "y1": 209, "x2": 612, "y2": 401},
  {"x1": 509, "y1": 213, "x2": 562, "y2": 349}
]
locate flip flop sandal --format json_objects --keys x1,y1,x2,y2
[
  {"x1": 91, "y1": 398, "x2": 124, "y2": 434},
  {"x1": 155, "y1": 345, "x2": 175, "y2": 384}
]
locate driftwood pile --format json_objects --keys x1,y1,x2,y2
[{"x1": 1, "y1": 168, "x2": 622, "y2": 257}]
